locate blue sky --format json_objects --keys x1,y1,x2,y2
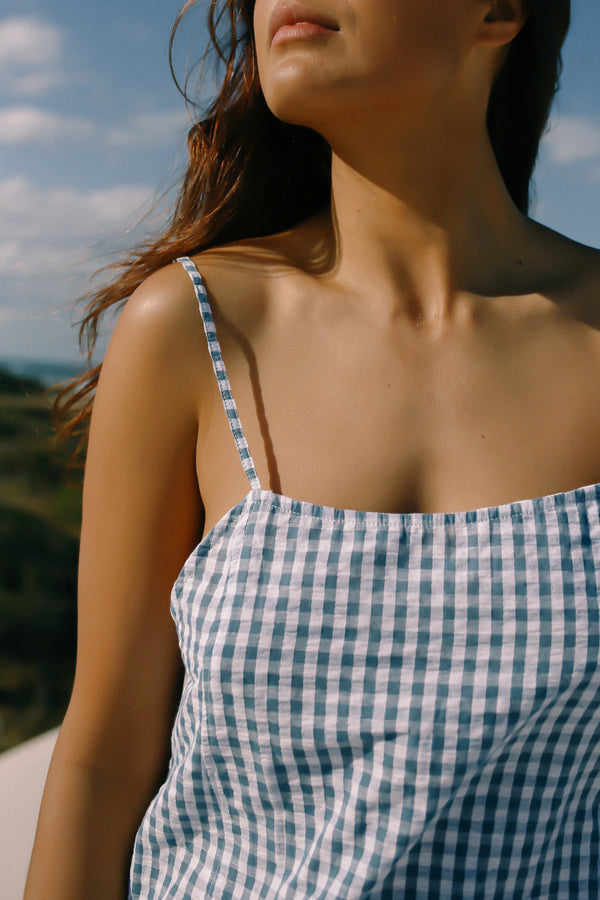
[{"x1": 0, "y1": 0, "x2": 599, "y2": 362}]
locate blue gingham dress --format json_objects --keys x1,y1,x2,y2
[{"x1": 129, "y1": 256, "x2": 600, "y2": 898}]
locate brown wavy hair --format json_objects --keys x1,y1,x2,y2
[{"x1": 56, "y1": 0, "x2": 571, "y2": 458}]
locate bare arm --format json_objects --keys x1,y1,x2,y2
[{"x1": 25, "y1": 266, "x2": 205, "y2": 899}]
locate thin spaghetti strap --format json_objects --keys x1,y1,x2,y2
[{"x1": 178, "y1": 256, "x2": 261, "y2": 491}]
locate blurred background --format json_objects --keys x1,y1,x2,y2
[{"x1": 0, "y1": 0, "x2": 599, "y2": 754}]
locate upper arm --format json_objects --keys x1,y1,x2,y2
[{"x1": 62, "y1": 263, "x2": 205, "y2": 788}]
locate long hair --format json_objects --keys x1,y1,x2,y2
[
  {"x1": 488, "y1": 0, "x2": 571, "y2": 212},
  {"x1": 56, "y1": 0, "x2": 570, "y2": 456}
]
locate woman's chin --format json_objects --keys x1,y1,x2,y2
[
  {"x1": 263, "y1": 84, "x2": 348, "y2": 135},
  {"x1": 263, "y1": 94, "x2": 324, "y2": 130}
]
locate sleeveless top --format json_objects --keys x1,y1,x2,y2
[{"x1": 129, "y1": 256, "x2": 600, "y2": 899}]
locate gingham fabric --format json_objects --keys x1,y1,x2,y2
[{"x1": 129, "y1": 256, "x2": 600, "y2": 898}]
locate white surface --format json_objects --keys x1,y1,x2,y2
[{"x1": 0, "y1": 729, "x2": 59, "y2": 900}]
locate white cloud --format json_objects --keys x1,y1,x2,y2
[
  {"x1": 582, "y1": 162, "x2": 600, "y2": 186},
  {"x1": 0, "y1": 106, "x2": 95, "y2": 144},
  {"x1": 85, "y1": 185, "x2": 160, "y2": 224},
  {"x1": 0, "y1": 17, "x2": 62, "y2": 68},
  {"x1": 12, "y1": 70, "x2": 68, "y2": 96},
  {"x1": 0, "y1": 17, "x2": 66, "y2": 97},
  {"x1": 0, "y1": 240, "x2": 20, "y2": 272},
  {"x1": 0, "y1": 304, "x2": 22, "y2": 325},
  {"x1": 108, "y1": 110, "x2": 190, "y2": 147},
  {"x1": 544, "y1": 114, "x2": 600, "y2": 165},
  {"x1": 0, "y1": 102, "x2": 191, "y2": 146},
  {"x1": 0, "y1": 177, "x2": 155, "y2": 278},
  {"x1": 0, "y1": 177, "x2": 164, "y2": 358},
  {"x1": 0, "y1": 104, "x2": 188, "y2": 147}
]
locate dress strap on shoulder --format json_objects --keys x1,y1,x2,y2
[{"x1": 178, "y1": 256, "x2": 261, "y2": 491}]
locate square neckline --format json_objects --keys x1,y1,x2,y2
[{"x1": 196, "y1": 480, "x2": 600, "y2": 552}]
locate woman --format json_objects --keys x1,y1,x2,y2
[{"x1": 26, "y1": 0, "x2": 600, "y2": 896}]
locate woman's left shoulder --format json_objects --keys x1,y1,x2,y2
[
  {"x1": 534, "y1": 225, "x2": 600, "y2": 327},
  {"x1": 566, "y1": 245, "x2": 600, "y2": 331}
]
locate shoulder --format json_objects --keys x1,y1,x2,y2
[
  {"x1": 186, "y1": 213, "x2": 330, "y2": 332},
  {"x1": 112, "y1": 259, "x2": 206, "y2": 359},
  {"x1": 561, "y1": 243, "x2": 600, "y2": 329},
  {"x1": 531, "y1": 224, "x2": 600, "y2": 327},
  {"x1": 96, "y1": 234, "x2": 302, "y2": 418},
  {"x1": 95, "y1": 260, "x2": 212, "y2": 425},
  {"x1": 100, "y1": 229, "x2": 306, "y2": 398},
  {"x1": 508, "y1": 222, "x2": 600, "y2": 362},
  {"x1": 186, "y1": 243, "x2": 282, "y2": 335}
]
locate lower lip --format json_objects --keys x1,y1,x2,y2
[{"x1": 271, "y1": 22, "x2": 337, "y2": 47}]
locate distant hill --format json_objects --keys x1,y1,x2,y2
[
  {"x1": 0, "y1": 368, "x2": 40, "y2": 396},
  {"x1": 0, "y1": 366, "x2": 81, "y2": 751},
  {"x1": 0, "y1": 357, "x2": 84, "y2": 389}
]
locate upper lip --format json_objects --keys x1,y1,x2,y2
[{"x1": 268, "y1": 2, "x2": 339, "y2": 42}]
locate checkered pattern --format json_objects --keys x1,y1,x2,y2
[
  {"x1": 129, "y1": 258, "x2": 600, "y2": 898},
  {"x1": 177, "y1": 256, "x2": 260, "y2": 489}
]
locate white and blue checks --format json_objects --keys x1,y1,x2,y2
[{"x1": 129, "y1": 256, "x2": 600, "y2": 898}]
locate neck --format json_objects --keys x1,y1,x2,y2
[{"x1": 325, "y1": 115, "x2": 532, "y2": 325}]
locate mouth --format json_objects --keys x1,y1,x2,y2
[{"x1": 268, "y1": 2, "x2": 339, "y2": 46}]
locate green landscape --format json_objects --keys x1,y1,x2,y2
[{"x1": 0, "y1": 367, "x2": 81, "y2": 752}]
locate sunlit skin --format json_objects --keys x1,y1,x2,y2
[
  {"x1": 188, "y1": 0, "x2": 600, "y2": 530},
  {"x1": 25, "y1": 2, "x2": 600, "y2": 897}
]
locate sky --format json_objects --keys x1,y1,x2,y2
[{"x1": 0, "y1": 0, "x2": 599, "y2": 363}]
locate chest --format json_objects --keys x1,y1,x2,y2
[{"x1": 198, "y1": 303, "x2": 600, "y2": 528}]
